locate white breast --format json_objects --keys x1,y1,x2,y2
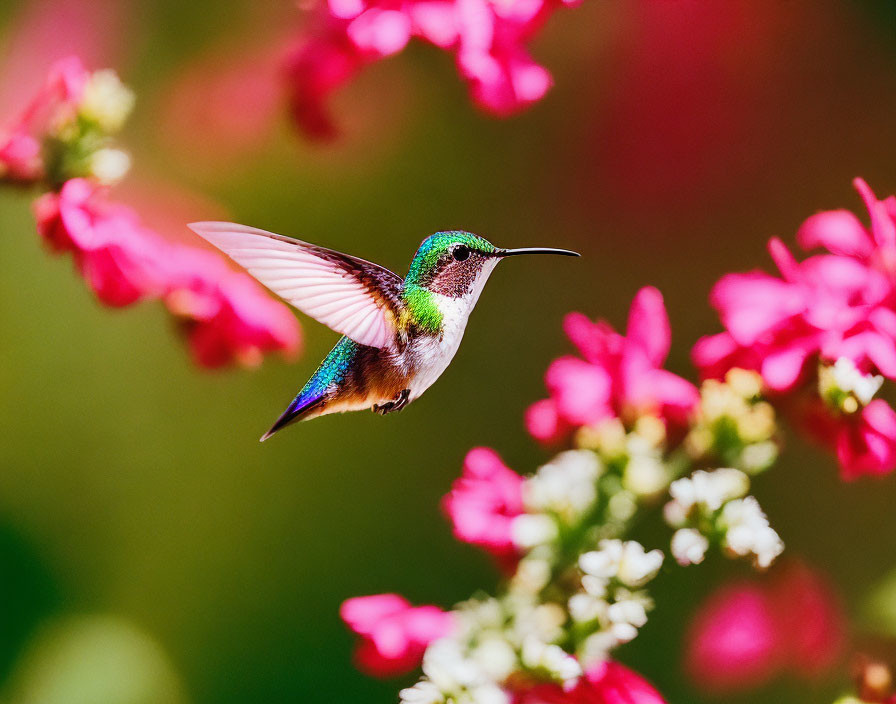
[{"x1": 406, "y1": 259, "x2": 499, "y2": 401}]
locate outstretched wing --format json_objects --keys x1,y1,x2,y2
[{"x1": 188, "y1": 221, "x2": 403, "y2": 350}]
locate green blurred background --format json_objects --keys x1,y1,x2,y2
[{"x1": 4, "y1": 0, "x2": 896, "y2": 702}]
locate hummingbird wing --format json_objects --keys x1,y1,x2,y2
[{"x1": 188, "y1": 221, "x2": 403, "y2": 351}]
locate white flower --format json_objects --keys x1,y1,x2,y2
[
  {"x1": 609, "y1": 621, "x2": 638, "y2": 643},
  {"x1": 607, "y1": 598, "x2": 648, "y2": 629},
  {"x1": 511, "y1": 514, "x2": 558, "y2": 549},
  {"x1": 671, "y1": 528, "x2": 709, "y2": 566},
  {"x1": 89, "y1": 148, "x2": 130, "y2": 184},
  {"x1": 830, "y1": 357, "x2": 883, "y2": 405},
  {"x1": 580, "y1": 540, "x2": 663, "y2": 587},
  {"x1": 568, "y1": 593, "x2": 606, "y2": 623},
  {"x1": 523, "y1": 450, "x2": 602, "y2": 519},
  {"x1": 423, "y1": 639, "x2": 484, "y2": 693},
  {"x1": 511, "y1": 557, "x2": 552, "y2": 594},
  {"x1": 578, "y1": 631, "x2": 617, "y2": 667},
  {"x1": 721, "y1": 496, "x2": 784, "y2": 568},
  {"x1": 400, "y1": 680, "x2": 444, "y2": 704},
  {"x1": 79, "y1": 70, "x2": 135, "y2": 132},
  {"x1": 520, "y1": 636, "x2": 582, "y2": 684},
  {"x1": 470, "y1": 635, "x2": 517, "y2": 682},
  {"x1": 623, "y1": 453, "x2": 668, "y2": 497},
  {"x1": 467, "y1": 684, "x2": 510, "y2": 704},
  {"x1": 665, "y1": 468, "x2": 750, "y2": 526}
]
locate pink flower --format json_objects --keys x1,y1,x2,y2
[
  {"x1": 515, "y1": 660, "x2": 666, "y2": 703},
  {"x1": 34, "y1": 179, "x2": 166, "y2": 306},
  {"x1": 340, "y1": 594, "x2": 454, "y2": 677},
  {"x1": 693, "y1": 179, "x2": 896, "y2": 477},
  {"x1": 685, "y1": 561, "x2": 845, "y2": 694},
  {"x1": 282, "y1": 0, "x2": 577, "y2": 138},
  {"x1": 164, "y1": 246, "x2": 301, "y2": 369},
  {"x1": 442, "y1": 447, "x2": 524, "y2": 567},
  {"x1": 685, "y1": 582, "x2": 780, "y2": 692},
  {"x1": 0, "y1": 55, "x2": 89, "y2": 183},
  {"x1": 32, "y1": 179, "x2": 300, "y2": 367},
  {"x1": 527, "y1": 287, "x2": 698, "y2": 441}
]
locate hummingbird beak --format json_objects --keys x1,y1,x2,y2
[{"x1": 494, "y1": 247, "x2": 580, "y2": 258}]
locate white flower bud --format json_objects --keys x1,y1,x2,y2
[
  {"x1": 80, "y1": 70, "x2": 135, "y2": 132},
  {"x1": 511, "y1": 514, "x2": 558, "y2": 548},
  {"x1": 90, "y1": 148, "x2": 130, "y2": 184},
  {"x1": 671, "y1": 528, "x2": 709, "y2": 566}
]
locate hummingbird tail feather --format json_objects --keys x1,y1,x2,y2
[{"x1": 259, "y1": 395, "x2": 326, "y2": 442}]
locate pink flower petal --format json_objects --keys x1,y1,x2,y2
[{"x1": 796, "y1": 209, "x2": 874, "y2": 258}]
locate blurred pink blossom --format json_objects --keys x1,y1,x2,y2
[
  {"x1": 283, "y1": 0, "x2": 578, "y2": 138},
  {"x1": 528, "y1": 287, "x2": 698, "y2": 442},
  {"x1": 34, "y1": 178, "x2": 165, "y2": 306},
  {"x1": 442, "y1": 447, "x2": 524, "y2": 568},
  {"x1": 0, "y1": 55, "x2": 89, "y2": 183},
  {"x1": 515, "y1": 660, "x2": 666, "y2": 703},
  {"x1": 685, "y1": 561, "x2": 845, "y2": 694},
  {"x1": 32, "y1": 179, "x2": 300, "y2": 367},
  {"x1": 340, "y1": 594, "x2": 454, "y2": 677},
  {"x1": 0, "y1": 0, "x2": 129, "y2": 124},
  {"x1": 693, "y1": 179, "x2": 896, "y2": 477}
]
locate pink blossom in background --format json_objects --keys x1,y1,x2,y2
[
  {"x1": 527, "y1": 287, "x2": 698, "y2": 442},
  {"x1": 340, "y1": 594, "x2": 454, "y2": 677},
  {"x1": 516, "y1": 660, "x2": 666, "y2": 703},
  {"x1": 283, "y1": 0, "x2": 578, "y2": 139},
  {"x1": 693, "y1": 179, "x2": 896, "y2": 477},
  {"x1": 0, "y1": 55, "x2": 89, "y2": 183},
  {"x1": 0, "y1": 0, "x2": 129, "y2": 124},
  {"x1": 163, "y1": 246, "x2": 301, "y2": 369},
  {"x1": 685, "y1": 561, "x2": 845, "y2": 694},
  {"x1": 34, "y1": 178, "x2": 165, "y2": 306},
  {"x1": 31, "y1": 179, "x2": 300, "y2": 367},
  {"x1": 442, "y1": 447, "x2": 524, "y2": 568}
]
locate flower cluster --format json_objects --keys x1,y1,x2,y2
[
  {"x1": 343, "y1": 289, "x2": 787, "y2": 704},
  {"x1": 694, "y1": 178, "x2": 896, "y2": 478},
  {"x1": 1, "y1": 57, "x2": 300, "y2": 368},
  {"x1": 282, "y1": 0, "x2": 581, "y2": 139},
  {"x1": 664, "y1": 468, "x2": 783, "y2": 568}
]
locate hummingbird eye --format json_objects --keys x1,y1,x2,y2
[{"x1": 452, "y1": 245, "x2": 471, "y2": 262}]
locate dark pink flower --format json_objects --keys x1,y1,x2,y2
[
  {"x1": 515, "y1": 660, "x2": 666, "y2": 703},
  {"x1": 442, "y1": 447, "x2": 524, "y2": 566},
  {"x1": 282, "y1": 0, "x2": 577, "y2": 138},
  {"x1": 31, "y1": 179, "x2": 300, "y2": 367},
  {"x1": 340, "y1": 593, "x2": 454, "y2": 677},
  {"x1": 33, "y1": 178, "x2": 165, "y2": 306},
  {"x1": 685, "y1": 561, "x2": 845, "y2": 694},
  {"x1": 164, "y1": 246, "x2": 301, "y2": 369},
  {"x1": 685, "y1": 582, "x2": 780, "y2": 693},
  {"x1": 527, "y1": 287, "x2": 698, "y2": 440},
  {"x1": 694, "y1": 179, "x2": 896, "y2": 477}
]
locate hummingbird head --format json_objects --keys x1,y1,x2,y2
[
  {"x1": 405, "y1": 231, "x2": 579, "y2": 299},
  {"x1": 402, "y1": 231, "x2": 579, "y2": 335}
]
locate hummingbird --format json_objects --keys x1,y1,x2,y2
[{"x1": 187, "y1": 222, "x2": 579, "y2": 441}]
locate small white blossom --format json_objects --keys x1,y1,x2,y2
[
  {"x1": 671, "y1": 528, "x2": 709, "y2": 566},
  {"x1": 423, "y1": 639, "x2": 484, "y2": 693},
  {"x1": 607, "y1": 598, "x2": 647, "y2": 629},
  {"x1": 830, "y1": 357, "x2": 884, "y2": 405},
  {"x1": 578, "y1": 631, "x2": 617, "y2": 666},
  {"x1": 609, "y1": 621, "x2": 638, "y2": 643},
  {"x1": 89, "y1": 147, "x2": 130, "y2": 184},
  {"x1": 520, "y1": 636, "x2": 582, "y2": 685},
  {"x1": 607, "y1": 490, "x2": 638, "y2": 522},
  {"x1": 511, "y1": 557, "x2": 552, "y2": 594},
  {"x1": 580, "y1": 540, "x2": 663, "y2": 587},
  {"x1": 568, "y1": 593, "x2": 606, "y2": 623},
  {"x1": 623, "y1": 453, "x2": 668, "y2": 497},
  {"x1": 511, "y1": 514, "x2": 558, "y2": 549},
  {"x1": 400, "y1": 680, "x2": 444, "y2": 704},
  {"x1": 470, "y1": 636, "x2": 517, "y2": 682},
  {"x1": 721, "y1": 496, "x2": 784, "y2": 568},
  {"x1": 665, "y1": 468, "x2": 750, "y2": 526},
  {"x1": 79, "y1": 70, "x2": 135, "y2": 133},
  {"x1": 523, "y1": 450, "x2": 602, "y2": 519}
]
